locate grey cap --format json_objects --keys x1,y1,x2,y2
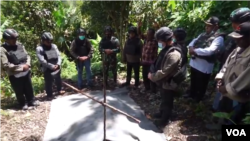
[{"x1": 155, "y1": 27, "x2": 173, "y2": 41}]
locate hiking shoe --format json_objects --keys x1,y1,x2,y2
[
  {"x1": 28, "y1": 100, "x2": 40, "y2": 107},
  {"x1": 58, "y1": 90, "x2": 65, "y2": 95},
  {"x1": 22, "y1": 104, "x2": 28, "y2": 110}
]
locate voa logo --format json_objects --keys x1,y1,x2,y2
[{"x1": 226, "y1": 129, "x2": 246, "y2": 136}]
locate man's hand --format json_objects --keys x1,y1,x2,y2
[
  {"x1": 148, "y1": 72, "x2": 152, "y2": 80},
  {"x1": 104, "y1": 49, "x2": 112, "y2": 55},
  {"x1": 54, "y1": 65, "x2": 59, "y2": 70},
  {"x1": 22, "y1": 64, "x2": 29, "y2": 71},
  {"x1": 79, "y1": 56, "x2": 88, "y2": 61},
  {"x1": 216, "y1": 79, "x2": 223, "y2": 89},
  {"x1": 189, "y1": 47, "x2": 196, "y2": 55},
  {"x1": 218, "y1": 86, "x2": 227, "y2": 94}
]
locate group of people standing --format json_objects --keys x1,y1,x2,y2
[{"x1": 1, "y1": 7, "x2": 250, "y2": 131}]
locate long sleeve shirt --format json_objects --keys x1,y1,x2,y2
[
  {"x1": 215, "y1": 46, "x2": 250, "y2": 102},
  {"x1": 36, "y1": 44, "x2": 62, "y2": 71},
  {"x1": 188, "y1": 35, "x2": 224, "y2": 74},
  {"x1": 1, "y1": 43, "x2": 31, "y2": 76}
]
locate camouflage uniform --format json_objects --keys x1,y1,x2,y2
[{"x1": 99, "y1": 36, "x2": 120, "y2": 84}]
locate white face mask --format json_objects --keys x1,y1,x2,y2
[{"x1": 158, "y1": 42, "x2": 163, "y2": 48}]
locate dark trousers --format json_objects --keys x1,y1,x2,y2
[
  {"x1": 142, "y1": 64, "x2": 157, "y2": 92},
  {"x1": 44, "y1": 70, "x2": 62, "y2": 97},
  {"x1": 9, "y1": 72, "x2": 35, "y2": 106},
  {"x1": 126, "y1": 62, "x2": 140, "y2": 86},
  {"x1": 159, "y1": 88, "x2": 176, "y2": 121},
  {"x1": 190, "y1": 67, "x2": 211, "y2": 101}
]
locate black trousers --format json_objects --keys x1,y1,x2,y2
[
  {"x1": 44, "y1": 70, "x2": 62, "y2": 97},
  {"x1": 142, "y1": 64, "x2": 157, "y2": 92},
  {"x1": 159, "y1": 88, "x2": 176, "y2": 120},
  {"x1": 190, "y1": 67, "x2": 211, "y2": 101},
  {"x1": 126, "y1": 62, "x2": 140, "y2": 86},
  {"x1": 9, "y1": 71, "x2": 35, "y2": 106}
]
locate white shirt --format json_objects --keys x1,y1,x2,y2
[{"x1": 188, "y1": 35, "x2": 224, "y2": 74}]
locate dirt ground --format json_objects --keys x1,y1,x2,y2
[{"x1": 0, "y1": 76, "x2": 220, "y2": 141}]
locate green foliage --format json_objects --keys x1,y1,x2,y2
[{"x1": 213, "y1": 112, "x2": 236, "y2": 125}]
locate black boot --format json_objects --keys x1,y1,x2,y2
[
  {"x1": 152, "y1": 110, "x2": 162, "y2": 119},
  {"x1": 154, "y1": 109, "x2": 171, "y2": 129}
]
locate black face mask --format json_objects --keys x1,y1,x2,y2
[
  {"x1": 5, "y1": 44, "x2": 17, "y2": 51},
  {"x1": 42, "y1": 44, "x2": 52, "y2": 50}
]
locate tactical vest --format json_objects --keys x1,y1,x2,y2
[
  {"x1": 2, "y1": 43, "x2": 28, "y2": 65},
  {"x1": 75, "y1": 39, "x2": 90, "y2": 56},
  {"x1": 42, "y1": 44, "x2": 58, "y2": 65},
  {"x1": 100, "y1": 37, "x2": 117, "y2": 50},
  {"x1": 193, "y1": 31, "x2": 225, "y2": 63},
  {"x1": 124, "y1": 37, "x2": 141, "y2": 55}
]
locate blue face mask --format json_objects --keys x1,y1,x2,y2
[
  {"x1": 79, "y1": 36, "x2": 85, "y2": 40},
  {"x1": 158, "y1": 42, "x2": 163, "y2": 49},
  {"x1": 172, "y1": 38, "x2": 176, "y2": 43}
]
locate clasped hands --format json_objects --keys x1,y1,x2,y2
[
  {"x1": 104, "y1": 49, "x2": 113, "y2": 55},
  {"x1": 189, "y1": 47, "x2": 196, "y2": 55},
  {"x1": 217, "y1": 79, "x2": 227, "y2": 94}
]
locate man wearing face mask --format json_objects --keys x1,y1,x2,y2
[
  {"x1": 36, "y1": 32, "x2": 65, "y2": 99},
  {"x1": 1, "y1": 29, "x2": 39, "y2": 110},
  {"x1": 122, "y1": 26, "x2": 143, "y2": 89},
  {"x1": 99, "y1": 26, "x2": 120, "y2": 87},
  {"x1": 215, "y1": 22, "x2": 250, "y2": 123},
  {"x1": 148, "y1": 27, "x2": 186, "y2": 128},
  {"x1": 185, "y1": 16, "x2": 225, "y2": 102},
  {"x1": 70, "y1": 28, "x2": 94, "y2": 89}
]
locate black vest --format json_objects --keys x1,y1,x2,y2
[
  {"x1": 174, "y1": 42, "x2": 187, "y2": 67},
  {"x1": 124, "y1": 37, "x2": 141, "y2": 55},
  {"x1": 74, "y1": 39, "x2": 90, "y2": 56},
  {"x1": 41, "y1": 44, "x2": 58, "y2": 65},
  {"x1": 2, "y1": 43, "x2": 28, "y2": 65},
  {"x1": 99, "y1": 37, "x2": 117, "y2": 50}
]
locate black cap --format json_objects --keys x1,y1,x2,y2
[
  {"x1": 204, "y1": 16, "x2": 219, "y2": 26},
  {"x1": 128, "y1": 26, "x2": 137, "y2": 34},
  {"x1": 228, "y1": 22, "x2": 250, "y2": 38},
  {"x1": 230, "y1": 7, "x2": 250, "y2": 23},
  {"x1": 77, "y1": 28, "x2": 86, "y2": 35},
  {"x1": 155, "y1": 27, "x2": 173, "y2": 41}
]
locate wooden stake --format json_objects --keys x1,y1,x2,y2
[
  {"x1": 102, "y1": 54, "x2": 107, "y2": 141},
  {"x1": 63, "y1": 82, "x2": 141, "y2": 124}
]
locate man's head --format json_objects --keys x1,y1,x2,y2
[
  {"x1": 229, "y1": 22, "x2": 250, "y2": 48},
  {"x1": 146, "y1": 28, "x2": 155, "y2": 40},
  {"x1": 230, "y1": 7, "x2": 250, "y2": 30},
  {"x1": 204, "y1": 16, "x2": 219, "y2": 34},
  {"x1": 3, "y1": 29, "x2": 18, "y2": 46},
  {"x1": 104, "y1": 26, "x2": 113, "y2": 39},
  {"x1": 173, "y1": 27, "x2": 186, "y2": 42},
  {"x1": 41, "y1": 32, "x2": 53, "y2": 46},
  {"x1": 128, "y1": 26, "x2": 138, "y2": 39},
  {"x1": 77, "y1": 28, "x2": 86, "y2": 41},
  {"x1": 155, "y1": 27, "x2": 173, "y2": 48}
]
